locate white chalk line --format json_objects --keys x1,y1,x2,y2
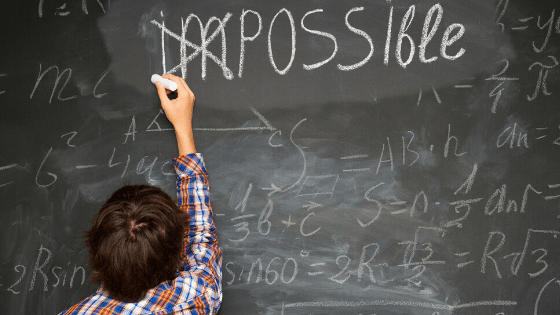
[
  {"x1": 310, "y1": 263, "x2": 325, "y2": 267},
  {"x1": 337, "y1": 7, "x2": 373, "y2": 71},
  {"x1": 194, "y1": 127, "x2": 270, "y2": 131},
  {"x1": 250, "y1": 107, "x2": 276, "y2": 131},
  {"x1": 343, "y1": 168, "x2": 370, "y2": 172},
  {"x1": 148, "y1": 107, "x2": 275, "y2": 132},
  {"x1": 457, "y1": 261, "x2": 475, "y2": 268},
  {"x1": 340, "y1": 154, "x2": 369, "y2": 159},
  {"x1": 230, "y1": 214, "x2": 256, "y2": 221},
  {"x1": 485, "y1": 77, "x2": 519, "y2": 81},
  {"x1": 76, "y1": 165, "x2": 97, "y2": 169},
  {"x1": 454, "y1": 252, "x2": 469, "y2": 257},
  {"x1": 283, "y1": 299, "x2": 517, "y2": 310},
  {"x1": 0, "y1": 164, "x2": 18, "y2": 171},
  {"x1": 397, "y1": 261, "x2": 446, "y2": 267},
  {"x1": 148, "y1": 125, "x2": 269, "y2": 132},
  {"x1": 151, "y1": 13, "x2": 233, "y2": 80}
]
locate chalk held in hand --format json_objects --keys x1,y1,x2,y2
[{"x1": 151, "y1": 74, "x2": 178, "y2": 91}]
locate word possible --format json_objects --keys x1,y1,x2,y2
[{"x1": 151, "y1": 3, "x2": 466, "y2": 80}]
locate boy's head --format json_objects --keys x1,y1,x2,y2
[{"x1": 84, "y1": 184, "x2": 189, "y2": 302}]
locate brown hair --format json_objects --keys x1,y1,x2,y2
[{"x1": 84, "y1": 184, "x2": 189, "y2": 302}]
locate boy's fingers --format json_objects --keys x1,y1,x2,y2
[
  {"x1": 155, "y1": 82, "x2": 170, "y2": 103},
  {"x1": 162, "y1": 74, "x2": 192, "y2": 98},
  {"x1": 167, "y1": 74, "x2": 188, "y2": 97}
]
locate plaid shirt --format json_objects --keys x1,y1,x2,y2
[{"x1": 61, "y1": 154, "x2": 222, "y2": 315}]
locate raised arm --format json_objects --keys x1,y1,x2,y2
[
  {"x1": 156, "y1": 74, "x2": 222, "y2": 313},
  {"x1": 155, "y1": 74, "x2": 197, "y2": 156}
]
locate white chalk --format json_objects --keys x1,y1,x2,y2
[{"x1": 151, "y1": 74, "x2": 178, "y2": 91}]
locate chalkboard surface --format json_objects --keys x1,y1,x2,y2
[{"x1": 1, "y1": 0, "x2": 560, "y2": 314}]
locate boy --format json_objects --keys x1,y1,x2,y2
[{"x1": 61, "y1": 74, "x2": 221, "y2": 314}]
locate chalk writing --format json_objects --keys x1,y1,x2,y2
[
  {"x1": 301, "y1": 9, "x2": 337, "y2": 71},
  {"x1": 30, "y1": 64, "x2": 77, "y2": 104},
  {"x1": 534, "y1": 278, "x2": 560, "y2": 315},
  {"x1": 338, "y1": 7, "x2": 373, "y2": 71},
  {"x1": 533, "y1": 9, "x2": 557, "y2": 53},
  {"x1": 151, "y1": 4, "x2": 466, "y2": 80},
  {"x1": 444, "y1": 124, "x2": 467, "y2": 158},
  {"x1": 239, "y1": 10, "x2": 262, "y2": 78},
  {"x1": 27, "y1": 63, "x2": 111, "y2": 103},
  {"x1": 60, "y1": 131, "x2": 78, "y2": 148},
  {"x1": 527, "y1": 55, "x2": 558, "y2": 101},
  {"x1": 494, "y1": 0, "x2": 510, "y2": 32},
  {"x1": 151, "y1": 13, "x2": 234, "y2": 80},
  {"x1": 279, "y1": 300, "x2": 517, "y2": 313},
  {"x1": 497, "y1": 123, "x2": 529, "y2": 149},
  {"x1": 39, "y1": 0, "x2": 109, "y2": 17},
  {"x1": 5, "y1": 246, "x2": 86, "y2": 294},
  {"x1": 35, "y1": 147, "x2": 57, "y2": 188},
  {"x1": 485, "y1": 59, "x2": 519, "y2": 113},
  {"x1": 0, "y1": 164, "x2": 18, "y2": 188},
  {"x1": 5, "y1": 1, "x2": 560, "y2": 314}
]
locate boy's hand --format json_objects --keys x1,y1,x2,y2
[{"x1": 155, "y1": 74, "x2": 196, "y2": 155}]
